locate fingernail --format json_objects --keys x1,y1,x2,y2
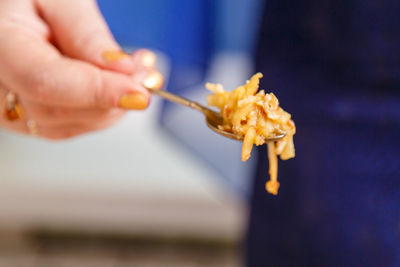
[
  {"x1": 119, "y1": 93, "x2": 148, "y2": 110},
  {"x1": 143, "y1": 71, "x2": 164, "y2": 90},
  {"x1": 141, "y1": 51, "x2": 157, "y2": 67},
  {"x1": 102, "y1": 50, "x2": 131, "y2": 62}
]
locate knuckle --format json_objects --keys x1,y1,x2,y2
[
  {"x1": 91, "y1": 70, "x2": 108, "y2": 107},
  {"x1": 27, "y1": 67, "x2": 54, "y2": 102},
  {"x1": 72, "y1": 29, "x2": 105, "y2": 53}
]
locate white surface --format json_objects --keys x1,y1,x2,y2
[{"x1": 0, "y1": 101, "x2": 223, "y2": 200}]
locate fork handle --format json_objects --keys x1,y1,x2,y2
[{"x1": 146, "y1": 87, "x2": 213, "y2": 115}]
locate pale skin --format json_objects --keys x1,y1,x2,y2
[{"x1": 0, "y1": 0, "x2": 163, "y2": 139}]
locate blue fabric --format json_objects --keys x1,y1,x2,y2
[
  {"x1": 246, "y1": 1, "x2": 400, "y2": 266},
  {"x1": 98, "y1": 0, "x2": 213, "y2": 71}
]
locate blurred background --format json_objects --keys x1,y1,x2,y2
[{"x1": 0, "y1": 0, "x2": 264, "y2": 266}]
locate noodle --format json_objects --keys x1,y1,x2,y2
[{"x1": 206, "y1": 73, "x2": 296, "y2": 195}]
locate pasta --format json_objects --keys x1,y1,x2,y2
[{"x1": 206, "y1": 73, "x2": 296, "y2": 195}]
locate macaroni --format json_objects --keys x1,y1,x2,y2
[{"x1": 206, "y1": 73, "x2": 296, "y2": 195}]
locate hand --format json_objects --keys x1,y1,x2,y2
[{"x1": 0, "y1": 0, "x2": 163, "y2": 140}]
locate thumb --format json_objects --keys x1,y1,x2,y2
[{"x1": 36, "y1": 0, "x2": 152, "y2": 75}]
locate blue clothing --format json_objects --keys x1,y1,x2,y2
[{"x1": 246, "y1": 1, "x2": 400, "y2": 266}]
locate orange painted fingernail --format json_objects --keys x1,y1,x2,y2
[
  {"x1": 143, "y1": 71, "x2": 164, "y2": 90},
  {"x1": 102, "y1": 50, "x2": 130, "y2": 62},
  {"x1": 119, "y1": 93, "x2": 148, "y2": 110},
  {"x1": 141, "y1": 51, "x2": 157, "y2": 67}
]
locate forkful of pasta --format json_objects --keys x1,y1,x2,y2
[{"x1": 145, "y1": 73, "x2": 296, "y2": 195}]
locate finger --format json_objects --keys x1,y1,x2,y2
[
  {"x1": 130, "y1": 50, "x2": 164, "y2": 90},
  {"x1": 133, "y1": 69, "x2": 165, "y2": 91},
  {"x1": 36, "y1": 0, "x2": 156, "y2": 74},
  {"x1": 0, "y1": 27, "x2": 151, "y2": 109},
  {"x1": 131, "y1": 49, "x2": 158, "y2": 69},
  {"x1": 0, "y1": 86, "x2": 125, "y2": 138},
  {"x1": 0, "y1": 86, "x2": 28, "y2": 134},
  {"x1": 39, "y1": 118, "x2": 122, "y2": 140},
  {"x1": 21, "y1": 100, "x2": 126, "y2": 127}
]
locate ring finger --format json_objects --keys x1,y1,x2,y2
[{"x1": 0, "y1": 86, "x2": 29, "y2": 134}]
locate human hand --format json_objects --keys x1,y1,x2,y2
[{"x1": 0, "y1": 0, "x2": 163, "y2": 140}]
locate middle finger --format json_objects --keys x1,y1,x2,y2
[{"x1": 20, "y1": 99, "x2": 126, "y2": 127}]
